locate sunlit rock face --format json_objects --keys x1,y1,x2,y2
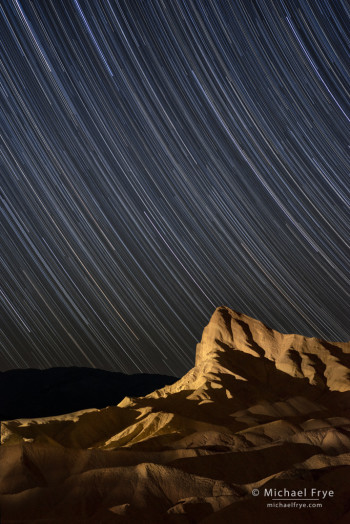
[{"x1": 1, "y1": 307, "x2": 350, "y2": 523}]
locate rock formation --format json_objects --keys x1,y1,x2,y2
[{"x1": 1, "y1": 307, "x2": 349, "y2": 523}]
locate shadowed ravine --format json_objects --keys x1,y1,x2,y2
[{"x1": 1, "y1": 307, "x2": 350, "y2": 523}]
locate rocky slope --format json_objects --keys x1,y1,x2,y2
[{"x1": 1, "y1": 307, "x2": 350, "y2": 523}]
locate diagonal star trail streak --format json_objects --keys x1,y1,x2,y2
[{"x1": 0, "y1": 0, "x2": 349, "y2": 375}]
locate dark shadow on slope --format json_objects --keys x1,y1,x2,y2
[
  {"x1": 168, "y1": 442, "x2": 322, "y2": 484},
  {"x1": 286, "y1": 349, "x2": 303, "y2": 375},
  {"x1": 218, "y1": 307, "x2": 234, "y2": 340},
  {"x1": 235, "y1": 319, "x2": 265, "y2": 357},
  {"x1": 322, "y1": 341, "x2": 350, "y2": 368},
  {"x1": 302, "y1": 353, "x2": 328, "y2": 388}
]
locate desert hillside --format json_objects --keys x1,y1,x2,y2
[{"x1": 1, "y1": 307, "x2": 350, "y2": 523}]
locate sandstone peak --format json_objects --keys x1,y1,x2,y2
[{"x1": 193, "y1": 306, "x2": 350, "y2": 393}]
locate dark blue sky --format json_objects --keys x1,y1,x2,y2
[{"x1": 1, "y1": 0, "x2": 349, "y2": 375}]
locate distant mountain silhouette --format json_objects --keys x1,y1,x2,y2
[{"x1": 0, "y1": 367, "x2": 178, "y2": 420}]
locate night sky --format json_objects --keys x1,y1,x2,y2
[{"x1": 1, "y1": 0, "x2": 349, "y2": 376}]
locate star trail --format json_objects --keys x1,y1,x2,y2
[{"x1": 1, "y1": 0, "x2": 349, "y2": 376}]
